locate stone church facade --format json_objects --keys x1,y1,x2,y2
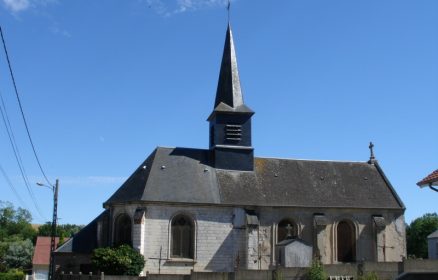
[{"x1": 56, "y1": 25, "x2": 406, "y2": 275}]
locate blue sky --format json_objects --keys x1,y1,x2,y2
[{"x1": 0, "y1": 0, "x2": 437, "y2": 225}]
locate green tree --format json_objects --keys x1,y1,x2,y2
[
  {"x1": 91, "y1": 245, "x2": 145, "y2": 276},
  {"x1": 3, "y1": 239, "x2": 33, "y2": 270},
  {"x1": 37, "y1": 222, "x2": 83, "y2": 238},
  {"x1": 0, "y1": 201, "x2": 36, "y2": 242},
  {"x1": 406, "y1": 212, "x2": 438, "y2": 258},
  {"x1": 0, "y1": 201, "x2": 36, "y2": 273}
]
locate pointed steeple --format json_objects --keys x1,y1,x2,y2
[
  {"x1": 208, "y1": 24, "x2": 254, "y2": 171},
  {"x1": 213, "y1": 24, "x2": 253, "y2": 114}
]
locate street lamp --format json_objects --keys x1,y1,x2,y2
[{"x1": 37, "y1": 179, "x2": 59, "y2": 280}]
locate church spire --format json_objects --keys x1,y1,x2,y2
[
  {"x1": 213, "y1": 24, "x2": 252, "y2": 113},
  {"x1": 208, "y1": 24, "x2": 254, "y2": 171}
]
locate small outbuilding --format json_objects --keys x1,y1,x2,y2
[
  {"x1": 428, "y1": 230, "x2": 438, "y2": 260},
  {"x1": 276, "y1": 239, "x2": 312, "y2": 268},
  {"x1": 32, "y1": 237, "x2": 60, "y2": 280}
]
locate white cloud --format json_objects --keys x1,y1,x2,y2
[
  {"x1": 1, "y1": 0, "x2": 56, "y2": 13},
  {"x1": 2, "y1": 0, "x2": 30, "y2": 13},
  {"x1": 146, "y1": 0, "x2": 233, "y2": 17},
  {"x1": 49, "y1": 25, "x2": 71, "y2": 38}
]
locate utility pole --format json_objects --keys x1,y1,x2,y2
[
  {"x1": 49, "y1": 179, "x2": 59, "y2": 280},
  {"x1": 38, "y1": 179, "x2": 59, "y2": 280}
]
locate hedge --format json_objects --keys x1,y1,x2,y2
[{"x1": 0, "y1": 270, "x2": 25, "y2": 280}]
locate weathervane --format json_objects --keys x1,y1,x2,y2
[{"x1": 227, "y1": 0, "x2": 231, "y2": 23}]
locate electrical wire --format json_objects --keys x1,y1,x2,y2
[
  {"x1": 0, "y1": 163, "x2": 29, "y2": 210},
  {"x1": 0, "y1": 89, "x2": 45, "y2": 220},
  {"x1": 0, "y1": 25, "x2": 53, "y2": 187}
]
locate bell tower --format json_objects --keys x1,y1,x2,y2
[{"x1": 208, "y1": 24, "x2": 254, "y2": 171}]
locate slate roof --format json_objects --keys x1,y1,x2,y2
[
  {"x1": 428, "y1": 229, "x2": 438, "y2": 239},
  {"x1": 32, "y1": 236, "x2": 61, "y2": 265},
  {"x1": 56, "y1": 210, "x2": 108, "y2": 254},
  {"x1": 417, "y1": 169, "x2": 438, "y2": 187},
  {"x1": 104, "y1": 147, "x2": 404, "y2": 210}
]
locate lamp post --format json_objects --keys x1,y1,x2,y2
[{"x1": 37, "y1": 179, "x2": 59, "y2": 280}]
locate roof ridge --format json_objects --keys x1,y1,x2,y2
[
  {"x1": 255, "y1": 156, "x2": 367, "y2": 163},
  {"x1": 156, "y1": 146, "x2": 209, "y2": 152}
]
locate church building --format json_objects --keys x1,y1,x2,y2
[{"x1": 56, "y1": 24, "x2": 406, "y2": 275}]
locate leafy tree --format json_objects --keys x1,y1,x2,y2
[
  {"x1": 3, "y1": 239, "x2": 33, "y2": 270},
  {"x1": 406, "y1": 212, "x2": 438, "y2": 258},
  {"x1": 91, "y1": 245, "x2": 145, "y2": 276},
  {"x1": 0, "y1": 201, "x2": 36, "y2": 273},
  {"x1": 0, "y1": 201, "x2": 36, "y2": 242},
  {"x1": 37, "y1": 222, "x2": 83, "y2": 240}
]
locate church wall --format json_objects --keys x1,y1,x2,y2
[
  {"x1": 142, "y1": 204, "x2": 242, "y2": 274},
  {"x1": 251, "y1": 207, "x2": 405, "y2": 267},
  {"x1": 109, "y1": 204, "x2": 405, "y2": 275},
  {"x1": 382, "y1": 213, "x2": 406, "y2": 261}
]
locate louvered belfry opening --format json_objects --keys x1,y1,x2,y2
[
  {"x1": 171, "y1": 214, "x2": 194, "y2": 259},
  {"x1": 225, "y1": 124, "x2": 242, "y2": 142}
]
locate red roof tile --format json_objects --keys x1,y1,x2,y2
[
  {"x1": 417, "y1": 169, "x2": 438, "y2": 187},
  {"x1": 32, "y1": 236, "x2": 61, "y2": 265}
]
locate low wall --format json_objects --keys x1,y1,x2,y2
[{"x1": 56, "y1": 259, "x2": 438, "y2": 280}]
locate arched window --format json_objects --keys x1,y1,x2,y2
[
  {"x1": 171, "y1": 214, "x2": 194, "y2": 259},
  {"x1": 114, "y1": 213, "x2": 132, "y2": 247},
  {"x1": 337, "y1": 220, "x2": 356, "y2": 262},
  {"x1": 277, "y1": 219, "x2": 298, "y2": 243}
]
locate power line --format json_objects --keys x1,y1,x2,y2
[
  {"x1": 0, "y1": 163, "x2": 29, "y2": 210},
  {"x1": 0, "y1": 25, "x2": 53, "y2": 187},
  {"x1": 0, "y1": 89, "x2": 45, "y2": 220}
]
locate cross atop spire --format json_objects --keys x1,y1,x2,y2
[
  {"x1": 368, "y1": 141, "x2": 376, "y2": 164},
  {"x1": 212, "y1": 24, "x2": 253, "y2": 115}
]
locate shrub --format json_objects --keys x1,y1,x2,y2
[
  {"x1": 307, "y1": 259, "x2": 327, "y2": 280},
  {"x1": 358, "y1": 272, "x2": 379, "y2": 280},
  {"x1": 273, "y1": 269, "x2": 284, "y2": 280},
  {"x1": 91, "y1": 245, "x2": 145, "y2": 276},
  {"x1": 0, "y1": 269, "x2": 25, "y2": 280}
]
